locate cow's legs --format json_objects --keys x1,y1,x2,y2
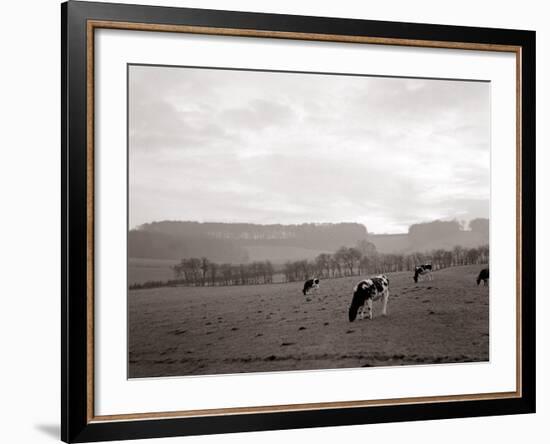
[
  {"x1": 382, "y1": 289, "x2": 389, "y2": 316},
  {"x1": 367, "y1": 299, "x2": 373, "y2": 320}
]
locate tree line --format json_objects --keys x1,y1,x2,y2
[
  {"x1": 282, "y1": 244, "x2": 489, "y2": 282},
  {"x1": 133, "y1": 221, "x2": 368, "y2": 254},
  {"x1": 129, "y1": 243, "x2": 488, "y2": 290},
  {"x1": 171, "y1": 258, "x2": 275, "y2": 287}
]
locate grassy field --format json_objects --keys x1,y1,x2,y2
[
  {"x1": 128, "y1": 264, "x2": 489, "y2": 378},
  {"x1": 128, "y1": 257, "x2": 179, "y2": 285}
]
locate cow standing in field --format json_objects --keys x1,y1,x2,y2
[
  {"x1": 348, "y1": 275, "x2": 390, "y2": 322},
  {"x1": 413, "y1": 264, "x2": 433, "y2": 283},
  {"x1": 477, "y1": 268, "x2": 489, "y2": 286},
  {"x1": 303, "y1": 278, "x2": 320, "y2": 295}
]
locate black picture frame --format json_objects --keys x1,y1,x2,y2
[{"x1": 61, "y1": 1, "x2": 536, "y2": 442}]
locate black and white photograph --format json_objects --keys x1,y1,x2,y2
[
  {"x1": 0, "y1": 0, "x2": 543, "y2": 442},
  {"x1": 128, "y1": 64, "x2": 491, "y2": 378}
]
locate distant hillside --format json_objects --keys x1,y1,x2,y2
[
  {"x1": 128, "y1": 229, "x2": 249, "y2": 263},
  {"x1": 369, "y1": 219, "x2": 489, "y2": 253},
  {"x1": 244, "y1": 245, "x2": 331, "y2": 263},
  {"x1": 129, "y1": 219, "x2": 489, "y2": 263},
  {"x1": 367, "y1": 233, "x2": 409, "y2": 254},
  {"x1": 129, "y1": 221, "x2": 368, "y2": 264}
]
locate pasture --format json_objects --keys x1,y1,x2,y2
[
  {"x1": 128, "y1": 264, "x2": 489, "y2": 378},
  {"x1": 128, "y1": 257, "x2": 178, "y2": 285}
]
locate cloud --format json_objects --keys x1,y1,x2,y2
[
  {"x1": 129, "y1": 65, "x2": 490, "y2": 234},
  {"x1": 221, "y1": 99, "x2": 296, "y2": 130}
]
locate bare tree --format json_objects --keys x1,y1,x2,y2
[
  {"x1": 209, "y1": 261, "x2": 218, "y2": 286},
  {"x1": 238, "y1": 264, "x2": 247, "y2": 285},
  {"x1": 220, "y1": 263, "x2": 232, "y2": 285},
  {"x1": 453, "y1": 246, "x2": 464, "y2": 266},
  {"x1": 264, "y1": 261, "x2": 274, "y2": 283},
  {"x1": 200, "y1": 257, "x2": 210, "y2": 286}
]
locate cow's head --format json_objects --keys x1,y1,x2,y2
[
  {"x1": 348, "y1": 304, "x2": 359, "y2": 322},
  {"x1": 348, "y1": 282, "x2": 369, "y2": 322}
]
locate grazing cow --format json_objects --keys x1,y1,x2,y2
[
  {"x1": 413, "y1": 264, "x2": 433, "y2": 283},
  {"x1": 302, "y1": 278, "x2": 320, "y2": 295},
  {"x1": 477, "y1": 268, "x2": 489, "y2": 286},
  {"x1": 348, "y1": 275, "x2": 389, "y2": 322}
]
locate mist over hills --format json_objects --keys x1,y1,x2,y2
[
  {"x1": 129, "y1": 219, "x2": 489, "y2": 264},
  {"x1": 129, "y1": 222, "x2": 366, "y2": 263},
  {"x1": 369, "y1": 219, "x2": 489, "y2": 254}
]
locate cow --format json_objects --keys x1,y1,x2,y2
[
  {"x1": 348, "y1": 275, "x2": 389, "y2": 322},
  {"x1": 302, "y1": 278, "x2": 320, "y2": 295},
  {"x1": 413, "y1": 264, "x2": 433, "y2": 283},
  {"x1": 477, "y1": 268, "x2": 489, "y2": 286}
]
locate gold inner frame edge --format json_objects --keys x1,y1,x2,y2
[{"x1": 85, "y1": 19, "x2": 523, "y2": 423}]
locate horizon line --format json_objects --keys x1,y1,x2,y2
[{"x1": 130, "y1": 217, "x2": 489, "y2": 235}]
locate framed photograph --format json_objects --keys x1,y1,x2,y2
[{"x1": 61, "y1": 1, "x2": 536, "y2": 442}]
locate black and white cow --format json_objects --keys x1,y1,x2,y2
[
  {"x1": 477, "y1": 268, "x2": 489, "y2": 286},
  {"x1": 302, "y1": 278, "x2": 320, "y2": 295},
  {"x1": 413, "y1": 264, "x2": 433, "y2": 283},
  {"x1": 348, "y1": 275, "x2": 389, "y2": 322}
]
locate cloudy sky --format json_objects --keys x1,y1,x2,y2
[{"x1": 129, "y1": 65, "x2": 490, "y2": 234}]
